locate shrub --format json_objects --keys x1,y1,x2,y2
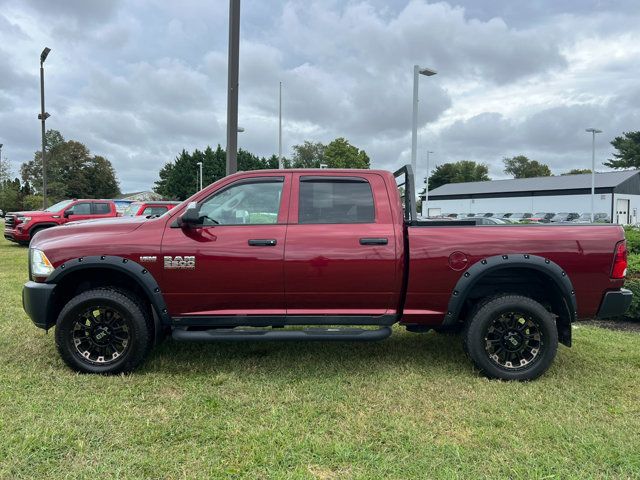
[
  {"x1": 623, "y1": 278, "x2": 640, "y2": 319},
  {"x1": 623, "y1": 225, "x2": 640, "y2": 255}
]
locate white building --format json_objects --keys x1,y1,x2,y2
[{"x1": 422, "y1": 170, "x2": 640, "y2": 225}]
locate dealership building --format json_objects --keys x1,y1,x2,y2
[{"x1": 421, "y1": 170, "x2": 640, "y2": 225}]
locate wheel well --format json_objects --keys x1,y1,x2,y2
[
  {"x1": 459, "y1": 267, "x2": 573, "y2": 346},
  {"x1": 50, "y1": 268, "x2": 158, "y2": 336},
  {"x1": 30, "y1": 224, "x2": 56, "y2": 237}
]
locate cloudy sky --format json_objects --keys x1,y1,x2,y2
[{"x1": 1, "y1": 0, "x2": 639, "y2": 193}]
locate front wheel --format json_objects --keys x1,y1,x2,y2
[
  {"x1": 55, "y1": 289, "x2": 153, "y2": 374},
  {"x1": 463, "y1": 294, "x2": 558, "y2": 381}
]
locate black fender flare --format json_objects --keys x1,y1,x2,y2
[
  {"x1": 46, "y1": 255, "x2": 171, "y2": 328},
  {"x1": 442, "y1": 254, "x2": 577, "y2": 326}
]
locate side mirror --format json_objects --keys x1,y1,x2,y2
[
  {"x1": 178, "y1": 202, "x2": 200, "y2": 228},
  {"x1": 63, "y1": 210, "x2": 72, "y2": 218}
]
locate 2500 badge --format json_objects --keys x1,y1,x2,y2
[{"x1": 164, "y1": 256, "x2": 196, "y2": 269}]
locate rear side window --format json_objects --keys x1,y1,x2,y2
[
  {"x1": 93, "y1": 203, "x2": 111, "y2": 214},
  {"x1": 299, "y1": 177, "x2": 375, "y2": 224},
  {"x1": 142, "y1": 206, "x2": 168, "y2": 216}
]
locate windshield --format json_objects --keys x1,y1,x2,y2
[
  {"x1": 123, "y1": 203, "x2": 141, "y2": 217},
  {"x1": 44, "y1": 199, "x2": 74, "y2": 212}
]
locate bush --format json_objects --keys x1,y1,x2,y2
[
  {"x1": 624, "y1": 225, "x2": 640, "y2": 255},
  {"x1": 623, "y1": 278, "x2": 640, "y2": 319}
]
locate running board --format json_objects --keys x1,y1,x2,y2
[{"x1": 172, "y1": 326, "x2": 392, "y2": 342}]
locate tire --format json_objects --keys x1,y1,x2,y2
[
  {"x1": 28, "y1": 226, "x2": 50, "y2": 244},
  {"x1": 55, "y1": 288, "x2": 153, "y2": 374},
  {"x1": 463, "y1": 294, "x2": 558, "y2": 381}
]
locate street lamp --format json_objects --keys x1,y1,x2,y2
[
  {"x1": 197, "y1": 162, "x2": 203, "y2": 191},
  {"x1": 585, "y1": 128, "x2": 602, "y2": 222},
  {"x1": 424, "y1": 151, "x2": 434, "y2": 216},
  {"x1": 39, "y1": 47, "x2": 51, "y2": 209},
  {"x1": 411, "y1": 65, "x2": 437, "y2": 176}
]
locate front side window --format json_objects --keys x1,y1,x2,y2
[
  {"x1": 299, "y1": 178, "x2": 375, "y2": 224},
  {"x1": 67, "y1": 202, "x2": 91, "y2": 215},
  {"x1": 142, "y1": 206, "x2": 168, "y2": 216},
  {"x1": 198, "y1": 179, "x2": 284, "y2": 226}
]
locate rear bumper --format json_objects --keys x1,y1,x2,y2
[
  {"x1": 22, "y1": 281, "x2": 56, "y2": 329},
  {"x1": 596, "y1": 288, "x2": 633, "y2": 319}
]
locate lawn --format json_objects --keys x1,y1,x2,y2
[{"x1": 1, "y1": 233, "x2": 639, "y2": 479}]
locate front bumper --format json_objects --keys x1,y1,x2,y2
[
  {"x1": 22, "y1": 281, "x2": 56, "y2": 329},
  {"x1": 596, "y1": 288, "x2": 633, "y2": 319},
  {"x1": 4, "y1": 228, "x2": 29, "y2": 243}
]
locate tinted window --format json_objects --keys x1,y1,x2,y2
[
  {"x1": 142, "y1": 206, "x2": 168, "y2": 216},
  {"x1": 67, "y1": 202, "x2": 91, "y2": 215},
  {"x1": 199, "y1": 179, "x2": 283, "y2": 226},
  {"x1": 299, "y1": 178, "x2": 375, "y2": 224},
  {"x1": 94, "y1": 203, "x2": 111, "y2": 214}
]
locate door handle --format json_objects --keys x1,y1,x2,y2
[
  {"x1": 248, "y1": 239, "x2": 277, "y2": 246},
  {"x1": 359, "y1": 237, "x2": 388, "y2": 245}
]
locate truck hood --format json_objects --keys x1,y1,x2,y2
[
  {"x1": 31, "y1": 215, "x2": 150, "y2": 249},
  {"x1": 7, "y1": 210, "x2": 57, "y2": 217}
]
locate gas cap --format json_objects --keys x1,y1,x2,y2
[{"x1": 448, "y1": 251, "x2": 469, "y2": 271}]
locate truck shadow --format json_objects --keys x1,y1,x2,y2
[{"x1": 144, "y1": 330, "x2": 472, "y2": 378}]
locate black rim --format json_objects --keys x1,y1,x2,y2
[
  {"x1": 71, "y1": 305, "x2": 131, "y2": 365},
  {"x1": 484, "y1": 311, "x2": 543, "y2": 370}
]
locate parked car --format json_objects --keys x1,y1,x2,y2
[
  {"x1": 508, "y1": 213, "x2": 534, "y2": 222},
  {"x1": 492, "y1": 212, "x2": 511, "y2": 219},
  {"x1": 23, "y1": 166, "x2": 631, "y2": 380},
  {"x1": 573, "y1": 213, "x2": 612, "y2": 224},
  {"x1": 112, "y1": 199, "x2": 134, "y2": 216},
  {"x1": 123, "y1": 201, "x2": 180, "y2": 217},
  {"x1": 4, "y1": 199, "x2": 117, "y2": 246},
  {"x1": 475, "y1": 217, "x2": 509, "y2": 225},
  {"x1": 550, "y1": 212, "x2": 580, "y2": 223},
  {"x1": 0, "y1": 209, "x2": 4, "y2": 218},
  {"x1": 530, "y1": 212, "x2": 555, "y2": 223}
]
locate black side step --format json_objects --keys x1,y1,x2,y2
[{"x1": 172, "y1": 326, "x2": 392, "y2": 342}]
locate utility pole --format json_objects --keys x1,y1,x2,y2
[
  {"x1": 278, "y1": 81, "x2": 282, "y2": 169},
  {"x1": 225, "y1": 0, "x2": 240, "y2": 176},
  {"x1": 39, "y1": 47, "x2": 51, "y2": 209},
  {"x1": 585, "y1": 128, "x2": 602, "y2": 223}
]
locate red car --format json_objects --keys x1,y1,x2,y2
[
  {"x1": 121, "y1": 201, "x2": 180, "y2": 217},
  {"x1": 22, "y1": 166, "x2": 631, "y2": 380},
  {"x1": 4, "y1": 199, "x2": 117, "y2": 246}
]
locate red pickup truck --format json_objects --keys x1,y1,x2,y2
[
  {"x1": 5, "y1": 199, "x2": 117, "y2": 245},
  {"x1": 22, "y1": 167, "x2": 631, "y2": 380}
]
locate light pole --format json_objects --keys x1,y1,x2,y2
[
  {"x1": 278, "y1": 81, "x2": 282, "y2": 169},
  {"x1": 197, "y1": 162, "x2": 203, "y2": 191},
  {"x1": 411, "y1": 65, "x2": 437, "y2": 176},
  {"x1": 424, "y1": 150, "x2": 434, "y2": 216},
  {"x1": 586, "y1": 128, "x2": 602, "y2": 222},
  {"x1": 39, "y1": 47, "x2": 51, "y2": 209},
  {"x1": 226, "y1": 0, "x2": 241, "y2": 176}
]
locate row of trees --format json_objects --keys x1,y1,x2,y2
[
  {"x1": 0, "y1": 130, "x2": 121, "y2": 213},
  {"x1": 154, "y1": 137, "x2": 370, "y2": 200},
  {"x1": 426, "y1": 131, "x2": 640, "y2": 190}
]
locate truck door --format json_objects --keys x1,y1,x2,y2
[
  {"x1": 161, "y1": 174, "x2": 290, "y2": 316},
  {"x1": 284, "y1": 173, "x2": 400, "y2": 316}
]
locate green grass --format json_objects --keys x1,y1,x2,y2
[{"x1": 1, "y1": 233, "x2": 640, "y2": 479}]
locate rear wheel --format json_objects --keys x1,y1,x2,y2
[
  {"x1": 463, "y1": 294, "x2": 558, "y2": 381},
  {"x1": 55, "y1": 289, "x2": 153, "y2": 374}
]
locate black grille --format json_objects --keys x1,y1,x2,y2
[{"x1": 4, "y1": 215, "x2": 15, "y2": 228}]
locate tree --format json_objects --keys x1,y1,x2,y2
[
  {"x1": 291, "y1": 141, "x2": 325, "y2": 168},
  {"x1": 20, "y1": 130, "x2": 120, "y2": 201},
  {"x1": 561, "y1": 168, "x2": 591, "y2": 175},
  {"x1": 154, "y1": 145, "x2": 277, "y2": 200},
  {"x1": 427, "y1": 161, "x2": 490, "y2": 190},
  {"x1": 604, "y1": 131, "x2": 640, "y2": 169},
  {"x1": 323, "y1": 137, "x2": 370, "y2": 169},
  {"x1": 289, "y1": 138, "x2": 370, "y2": 169},
  {"x1": 503, "y1": 155, "x2": 552, "y2": 178}
]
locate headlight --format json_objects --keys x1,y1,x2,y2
[
  {"x1": 17, "y1": 216, "x2": 31, "y2": 224},
  {"x1": 31, "y1": 248, "x2": 54, "y2": 278}
]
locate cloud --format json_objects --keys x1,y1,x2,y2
[{"x1": 0, "y1": 0, "x2": 639, "y2": 193}]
